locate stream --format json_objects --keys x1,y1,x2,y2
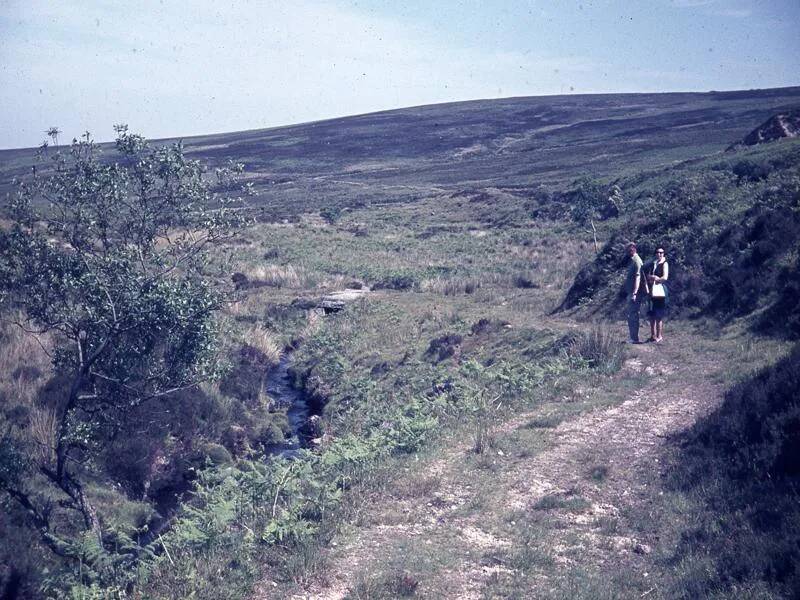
[
  {"x1": 142, "y1": 349, "x2": 313, "y2": 547},
  {"x1": 264, "y1": 351, "x2": 315, "y2": 458}
]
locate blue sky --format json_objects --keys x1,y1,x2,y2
[{"x1": 0, "y1": 0, "x2": 798, "y2": 149}]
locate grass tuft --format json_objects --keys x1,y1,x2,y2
[
  {"x1": 246, "y1": 263, "x2": 308, "y2": 288},
  {"x1": 564, "y1": 326, "x2": 624, "y2": 374},
  {"x1": 242, "y1": 324, "x2": 283, "y2": 366},
  {"x1": 347, "y1": 569, "x2": 419, "y2": 599},
  {"x1": 532, "y1": 493, "x2": 591, "y2": 513}
]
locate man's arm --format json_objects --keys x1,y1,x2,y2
[{"x1": 632, "y1": 260, "x2": 642, "y2": 299}]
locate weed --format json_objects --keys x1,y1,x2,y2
[
  {"x1": 420, "y1": 275, "x2": 481, "y2": 295},
  {"x1": 465, "y1": 387, "x2": 502, "y2": 455},
  {"x1": 525, "y1": 414, "x2": 564, "y2": 429},
  {"x1": 246, "y1": 263, "x2": 309, "y2": 288}
]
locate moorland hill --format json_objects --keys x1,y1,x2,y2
[{"x1": 3, "y1": 86, "x2": 800, "y2": 218}]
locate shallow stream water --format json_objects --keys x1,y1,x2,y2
[
  {"x1": 142, "y1": 349, "x2": 312, "y2": 546},
  {"x1": 264, "y1": 351, "x2": 313, "y2": 458}
]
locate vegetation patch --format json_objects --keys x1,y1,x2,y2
[
  {"x1": 532, "y1": 492, "x2": 592, "y2": 513},
  {"x1": 660, "y1": 344, "x2": 800, "y2": 599}
]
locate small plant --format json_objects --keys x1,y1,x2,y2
[
  {"x1": 565, "y1": 326, "x2": 623, "y2": 374},
  {"x1": 525, "y1": 414, "x2": 563, "y2": 429},
  {"x1": 533, "y1": 492, "x2": 591, "y2": 513},
  {"x1": 469, "y1": 388, "x2": 501, "y2": 455},
  {"x1": 347, "y1": 569, "x2": 419, "y2": 599},
  {"x1": 426, "y1": 333, "x2": 463, "y2": 362},
  {"x1": 420, "y1": 276, "x2": 481, "y2": 295},
  {"x1": 246, "y1": 263, "x2": 306, "y2": 288},
  {"x1": 320, "y1": 206, "x2": 342, "y2": 224},
  {"x1": 588, "y1": 464, "x2": 609, "y2": 482}
]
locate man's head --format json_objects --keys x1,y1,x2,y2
[{"x1": 626, "y1": 242, "x2": 637, "y2": 257}]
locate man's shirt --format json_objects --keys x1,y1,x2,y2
[{"x1": 626, "y1": 253, "x2": 643, "y2": 294}]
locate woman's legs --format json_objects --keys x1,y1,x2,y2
[
  {"x1": 656, "y1": 319, "x2": 664, "y2": 341},
  {"x1": 649, "y1": 317, "x2": 657, "y2": 341}
]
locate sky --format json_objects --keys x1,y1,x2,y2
[{"x1": 0, "y1": 0, "x2": 798, "y2": 149}]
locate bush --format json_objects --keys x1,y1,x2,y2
[
  {"x1": 373, "y1": 272, "x2": 417, "y2": 290},
  {"x1": 426, "y1": 334, "x2": 463, "y2": 362},
  {"x1": 0, "y1": 128, "x2": 248, "y2": 591},
  {"x1": 348, "y1": 570, "x2": 419, "y2": 599}
]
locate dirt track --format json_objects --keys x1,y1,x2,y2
[{"x1": 254, "y1": 328, "x2": 726, "y2": 599}]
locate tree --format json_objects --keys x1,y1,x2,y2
[
  {"x1": 568, "y1": 177, "x2": 622, "y2": 251},
  {"x1": 0, "y1": 127, "x2": 251, "y2": 573},
  {"x1": 45, "y1": 126, "x2": 61, "y2": 147}
]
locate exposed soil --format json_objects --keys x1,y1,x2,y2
[{"x1": 254, "y1": 327, "x2": 727, "y2": 599}]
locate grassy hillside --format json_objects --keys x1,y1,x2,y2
[
  {"x1": 3, "y1": 87, "x2": 800, "y2": 218},
  {"x1": 1, "y1": 87, "x2": 799, "y2": 598},
  {"x1": 557, "y1": 139, "x2": 800, "y2": 336}
]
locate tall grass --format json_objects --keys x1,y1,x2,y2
[
  {"x1": 564, "y1": 326, "x2": 624, "y2": 374},
  {"x1": 243, "y1": 324, "x2": 283, "y2": 366},
  {"x1": 246, "y1": 263, "x2": 309, "y2": 288},
  {"x1": 419, "y1": 275, "x2": 481, "y2": 296}
]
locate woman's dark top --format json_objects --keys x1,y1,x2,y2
[{"x1": 650, "y1": 260, "x2": 668, "y2": 311}]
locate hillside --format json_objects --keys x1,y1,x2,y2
[
  {"x1": 3, "y1": 87, "x2": 800, "y2": 218},
  {"x1": 1, "y1": 87, "x2": 800, "y2": 599}
]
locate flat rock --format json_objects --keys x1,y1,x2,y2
[
  {"x1": 322, "y1": 288, "x2": 370, "y2": 303},
  {"x1": 319, "y1": 287, "x2": 370, "y2": 312}
]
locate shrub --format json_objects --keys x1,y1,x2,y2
[
  {"x1": 320, "y1": 206, "x2": 342, "y2": 224},
  {"x1": 0, "y1": 127, "x2": 247, "y2": 586},
  {"x1": 348, "y1": 570, "x2": 420, "y2": 599},
  {"x1": 373, "y1": 272, "x2": 417, "y2": 290},
  {"x1": 555, "y1": 148, "x2": 800, "y2": 337},
  {"x1": 426, "y1": 334, "x2": 463, "y2": 362}
]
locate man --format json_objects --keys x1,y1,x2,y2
[{"x1": 625, "y1": 242, "x2": 646, "y2": 343}]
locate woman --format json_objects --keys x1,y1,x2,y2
[{"x1": 647, "y1": 247, "x2": 669, "y2": 343}]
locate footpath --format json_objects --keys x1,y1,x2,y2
[{"x1": 255, "y1": 326, "x2": 728, "y2": 599}]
